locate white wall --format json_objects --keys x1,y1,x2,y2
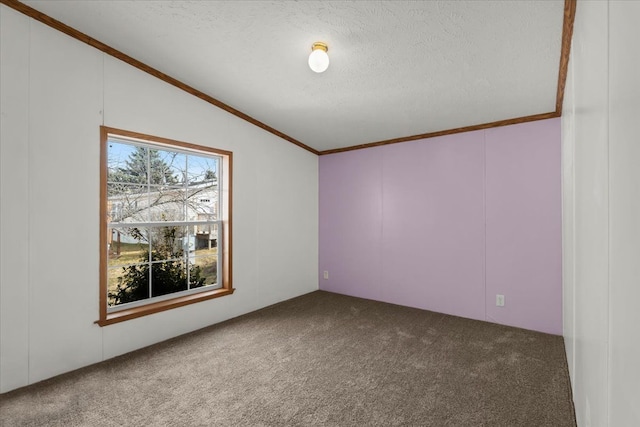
[
  {"x1": 608, "y1": 2, "x2": 640, "y2": 425},
  {"x1": 562, "y1": 1, "x2": 640, "y2": 426},
  {"x1": 0, "y1": 6, "x2": 318, "y2": 393}
]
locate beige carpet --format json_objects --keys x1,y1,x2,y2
[{"x1": 0, "y1": 291, "x2": 576, "y2": 426}]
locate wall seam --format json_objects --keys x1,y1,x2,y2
[
  {"x1": 605, "y1": 1, "x2": 612, "y2": 425},
  {"x1": 0, "y1": 5, "x2": 4, "y2": 392},
  {"x1": 26, "y1": 15, "x2": 32, "y2": 386},
  {"x1": 570, "y1": 36, "x2": 577, "y2": 395},
  {"x1": 483, "y1": 130, "x2": 487, "y2": 322},
  {"x1": 0, "y1": 5, "x2": 4, "y2": 391},
  {"x1": 101, "y1": 51, "x2": 105, "y2": 362},
  {"x1": 379, "y1": 149, "x2": 384, "y2": 300},
  {"x1": 102, "y1": 54, "x2": 105, "y2": 127}
]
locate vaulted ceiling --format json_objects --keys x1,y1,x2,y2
[{"x1": 10, "y1": 0, "x2": 573, "y2": 154}]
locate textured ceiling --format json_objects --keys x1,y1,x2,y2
[{"x1": 23, "y1": 0, "x2": 565, "y2": 152}]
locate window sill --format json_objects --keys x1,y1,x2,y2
[{"x1": 96, "y1": 287, "x2": 235, "y2": 326}]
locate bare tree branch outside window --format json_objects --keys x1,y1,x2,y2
[{"x1": 106, "y1": 139, "x2": 221, "y2": 307}]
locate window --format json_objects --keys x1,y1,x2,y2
[{"x1": 98, "y1": 127, "x2": 233, "y2": 326}]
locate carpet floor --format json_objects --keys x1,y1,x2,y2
[{"x1": 0, "y1": 291, "x2": 576, "y2": 426}]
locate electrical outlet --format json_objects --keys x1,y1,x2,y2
[
  {"x1": 496, "y1": 294, "x2": 505, "y2": 307},
  {"x1": 323, "y1": 271, "x2": 329, "y2": 280}
]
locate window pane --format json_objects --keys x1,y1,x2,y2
[
  {"x1": 189, "y1": 223, "x2": 218, "y2": 287},
  {"x1": 148, "y1": 186, "x2": 185, "y2": 222},
  {"x1": 150, "y1": 226, "x2": 187, "y2": 262},
  {"x1": 191, "y1": 255, "x2": 218, "y2": 287},
  {"x1": 108, "y1": 227, "x2": 149, "y2": 267},
  {"x1": 108, "y1": 141, "x2": 148, "y2": 185},
  {"x1": 107, "y1": 184, "x2": 148, "y2": 223},
  {"x1": 108, "y1": 264, "x2": 150, "y2": 307},
  {"x1": 149, "y1": 148, "x2": 186, "y2": 186},
  {"x1": 187, "y1": 154, "x2": 218, "y2": 186},
  {"x1": 186, "y1": 185, "x2": 218, "y2": 221},
  {"x1": 151, "y1": 261, "x2": 188, "y2": 297},
  {"x1": 190, "y1": 223, "x2": 218, "y2": 252}
]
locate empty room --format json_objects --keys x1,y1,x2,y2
[{"x1": 0, "y1": 0, "x2": 638, "y2": 426}]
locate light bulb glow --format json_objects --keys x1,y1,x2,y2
[{"x1": 308, "y1": 43, "x2": 329, "y2": 73}]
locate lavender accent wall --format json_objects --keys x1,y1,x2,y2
[
  {"x1": 484, "y1": 122, "x2": 562, "y2": 334},
  {"x1": 319, "y1": 118, "x2": 562, "y2": 335}
]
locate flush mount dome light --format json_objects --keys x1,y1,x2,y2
[{"x1": 308, "y1": 42, "x2": 329, "y2": 73}]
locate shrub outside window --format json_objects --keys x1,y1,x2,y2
[{"x1": 99, "y1": 127, "x2": 232, "y2": 326}]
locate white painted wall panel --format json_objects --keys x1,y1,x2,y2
[
  {"x1": 561, "y1": 47, "x2": 575, "y2": 387},
  {"x1": 0, "y1": 7, "x2": 31, "y2": 393},
  {"x1": 0, "y1": 5, "x2": 318, "y2": 391},
  {"x1": 253, "y1": 122, "x2": 319, "y2": 307},
  {"x1": 562, "y1": 1, "x2": 640, "y2": 426},
  {"x1": 222, "y1": 116, "x2": 261, "y2": 313},
  {"x1": 102, "y1": 56, "x2": 231, "y2": 149},
  {"x1": 608, "y1": 1, "x2": 640, "y2": 425},
  {"x1": 570, "y1": 2, "x2": 610, "y2": 425},
  {"x1": 27, "y1": 21, "x2": 105, "y2": 384}
]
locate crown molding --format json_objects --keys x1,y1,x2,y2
[{"x1": 319, "y1": 112, "x2": 560, "y2": 155}]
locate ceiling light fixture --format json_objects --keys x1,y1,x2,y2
[{"x1": 308, "y1": 42, "x2": 329, "y2": 73}]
